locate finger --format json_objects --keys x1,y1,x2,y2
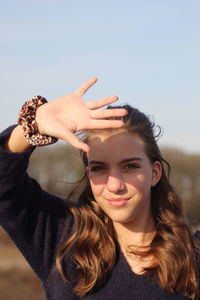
[
  {"x1": 88, "y1": 119, "x2": 125, "y2": 130},
  {"x1": 62, "y1": 131, "x2": 89, "y2": 152},
  {"x1": 90, "y1": 108, "x2": 127, "y2": 119},
  {"x1": 74, "y1": 77, "x2": 97, "y2": 97},
  {"x1": 86, "y1": 95, "x2": 119, "y2": 110}
]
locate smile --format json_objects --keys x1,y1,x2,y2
[{"x1": 106, "y1": 198, "x2": 129, "y2": 207}]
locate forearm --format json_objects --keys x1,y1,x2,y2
[
  {"x1": 3, "y1": 125, "x2": 32, "y2": 152},
  {"x1": 0, "y1": 134, "x2": 67, "y2": 280},
  {"x1": 3, "y1": 78, "x2": 126, "y2": 153}
]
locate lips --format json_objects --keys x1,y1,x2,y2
[{"x1": 107, "y1": 198, "x2": 129, "y2": 207}]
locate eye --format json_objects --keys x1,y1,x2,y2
[
  {"x1": 124, "y1": 163, "x2": 140, "y2": 170},
  {"x1": 90, "y1": 165, "x2": 105, "y2": 172}
]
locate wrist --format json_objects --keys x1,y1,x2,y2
[
  {"x1": 18, "y1": 96, "x2": 58, "y2": 146},
  {"x1": 35, "y1": 102, "x2": 48, "y2": 135},
  {"x1": 4, "y1": 126, "x2": 32, "y2": 152}
]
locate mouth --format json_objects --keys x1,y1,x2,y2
[{"x1": 106, "y1": 197, "x2": 130, "y2": 207}]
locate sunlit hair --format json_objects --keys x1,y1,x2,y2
[{"x1": 56, "y1": 105, "x2": 200, "y2": 299}]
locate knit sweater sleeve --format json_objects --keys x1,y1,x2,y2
[{"x1": 0, "y1": 126, "x2": 73, "y2": 282}]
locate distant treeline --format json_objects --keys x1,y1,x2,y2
[
  {"x1": 28, "y1": 144, "x2": 200, "y2": 225},
  {"x1": 161, "y1": 148, "x2": 200, "y2": 224}
]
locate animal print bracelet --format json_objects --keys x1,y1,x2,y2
[{"x1": 18, "y1": 95, "x2": 58, "y2": 146}]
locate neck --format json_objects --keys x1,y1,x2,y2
[{"x1": 113, "y1": 215, "x2": 156, "y2": 248}]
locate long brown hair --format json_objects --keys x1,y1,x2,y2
[{"x1": 56, "y1": 105, "x2": 200, "y2": 299}]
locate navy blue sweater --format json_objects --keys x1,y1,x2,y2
[{"x1": 0, "y1": 126, "x2": 198, "y2": 300}]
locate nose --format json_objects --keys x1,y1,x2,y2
[{"x1": 106, "y1": 172, "x2": 126, "y2": 193}]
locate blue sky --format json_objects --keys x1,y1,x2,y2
[{"x1": 1, "y1": 0, "x2": 200, "y2": 153}]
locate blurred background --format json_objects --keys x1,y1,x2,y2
[{"x1": 0, "y1": 0, "x2": 200, "y2": 299}]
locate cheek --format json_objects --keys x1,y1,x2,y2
[
  {"x1": 127, "y1": 173, "x2": 142, "y2": 186},
  {"x1": 126, "y1": 173, "x2": 152, "y2": 194},
  {"x1": 89, "y1": 179, "x2": 104, "y2": 199},
  {"x1": 88, "y1": 171, "x2": 107, "y2": 195},
  {"x1": 88, "y1": 172, "x2": 107, "y2": 186}
]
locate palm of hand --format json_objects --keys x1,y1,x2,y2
[{"x1": 36, "y1": 78, "x2": 127, "y2": 151}]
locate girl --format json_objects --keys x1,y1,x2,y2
[{"x1": 0, "y1": 78, "x2": 199, "y2": 299}]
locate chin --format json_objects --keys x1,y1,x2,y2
[{"x1": 107, "y1": 214, "x2": 134, "y2": 225}]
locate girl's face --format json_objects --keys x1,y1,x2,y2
[{"x1": 87, "y1": 131, "x2": 162, "y2": 229}]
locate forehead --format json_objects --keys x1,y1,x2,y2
[{"x1": 87, "y1": 131, "x2": 146, "y2": 162}]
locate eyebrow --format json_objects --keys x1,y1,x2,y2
[{"x1": 88, "y1": 157, "x2": 142, "y2": 166}]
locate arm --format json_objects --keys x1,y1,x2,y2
[
  {"x1": 4, "y1": 124, "x2": 32, "y2": 152},
  {"x1": 4, "y1": 77, "x2": 127, "y2": 153},
  {"x1": 0, "y1": 126, "x2": 69, "y2": 281},
  {"x1": 0, "y1": 77, "x2": 127, "y2": 281}
]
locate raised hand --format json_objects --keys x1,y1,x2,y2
[{"x1": 36, "y1": 77, "x2": 127, "y2": 151}]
